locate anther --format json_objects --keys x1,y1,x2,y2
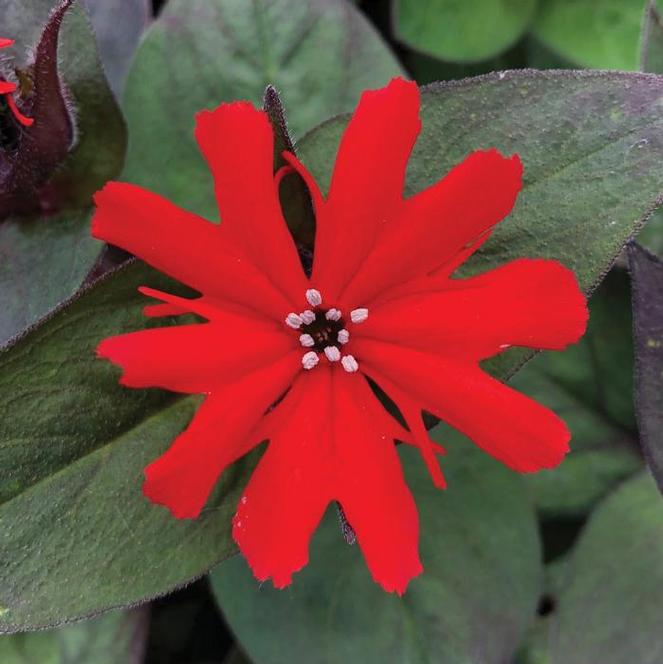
[
  {"x1": 325, "y1": 308, "x2": 342, "y2": 321},
  {"x1": 285, "y1": 313, "x2": 303, "y2": 329},
  {"x1": 337, "y1": 329, "x2": 350, "y2": 344},
  {"x1": 350, "y1": 308, "x2": 369, "y2": 324},
  {"x1": 306, "y1": 289, "x2": 322, "y2": 307},
  {"x1": 324, "y1": 346, "x2": 341, "y2": 362},
  {"x1": 341, "y1": 355, "x2": 359, "y2": 373},
  {"x1": 302, "y1": 351, "x2": 319, "y2": 370},
  {"x1": 300, "y1": 309, "x2": 316, "y2": 325},
  {"x1": 299, "y1": 334, "x2": 315, "y2": 348}
]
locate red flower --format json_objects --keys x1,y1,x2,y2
[
  {"x1": 92, "y1": 78, "x2": 587, "y2": 594},
  {"x1": 0, "y1": 38, "x2": 34, "y2": 127}
]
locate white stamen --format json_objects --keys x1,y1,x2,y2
[
  {"x1": 285, "y1": 313, "x2": 303, "y2": 329},
  {"x1": 300, "y1": 309, "x2": 316, "y2": 325},
  {"x1": 325, "y1": 308, "x2": 342, "y2": 321},
  {"x1": 299, "y1": 333, "x2": 315, "y2": 348},
  {"x1": 337, "y1": 329, "x2": 350, "y2": 344},
  {"x1": 306, "y1": 289, "x2": 322, "y2": 307},
  {"x1": 341, "y1": 355, "x2": 359, "y2": 373},
  {"x1": 350, "y1": 308, "x2": 369, "y2": 324},
  {"x1": 302, "y1": 351, "x2": 319, "y2": 370},
  {"x1": 324, "y1": 346, "x2": 341, "y2": 362}
]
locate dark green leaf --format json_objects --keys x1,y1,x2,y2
[
  {"x1": 0, "y1": 263, "x2": 255, "y2": 633},
  {"x1": 393, "y1": 0, "x2": 537, "y2": 63},
  {"x1": 0, "y1": 209, "x2": 100, "y2": 343},
  {"x1": 297, "y1": 70, "x2": 663, "y2": 378},
  {"x1": 122, "y1": 0, "x2": 404, "y2": 219},
  {"x1": 211, "y1": 442, "x2": 541, "y2": 664},
  {"x1": 0, "y1": 607, "x2": 148, "y2": 664},
  {"x1": 512, "y1": 270, "x2": 641, "y2": 517},
  {"x1": 628, "y1": 242, "x2": 663, "y2": 493},
  {"x1": 545, "y1": 472, "x2": 663, "y2": 663},
  {"x1": 531, "y1": 0, "x2": 646, "y2": 70}
]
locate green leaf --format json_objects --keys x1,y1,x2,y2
[
  {"x1": 393, "y1": 0, "x2": 537, "y2": 63},
  {"x1": 0, "y1": 210, "x2": 100, "y2": 344},
  {"x1": 511, "y1": 269, "x2": 642, "y2": 517},
  {"x1": 0, "y1": 0, "x2": 127, "y2": 345},
  {"x1": 211, "y1": 442, "x2": 542, "y2": 664},
  {"x1": 0, "y1": 263, "x2": 256, "y2": 633},
  {"x1": 640, "y1": 1, "x2": 663, "y2": 72},
  {"x1": 628, "y1": 242, "x2": 663, "y2": 493},
  {"x1": 0, "y1": 607, "x2": 148, "y2": 664},
  {"x1": 297, "y1": 70, "x2": 663, "y2": 378},
  {"x1": 122, "y1": 0, "x2": 404, "y2": 220},
  {"x1": 543, "y1": 472, "x2": 663, "y2": 663},
  {"x1": 87, "y1": 0, "x2": 152, "y2": 98},
  {"x1": 531, "y1": 0, "x2": 646, "y2": 70}
]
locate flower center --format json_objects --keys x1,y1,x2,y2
[
  {"x1": 284, "y1": 289, "x2": 367, "y2": 373},
  {"x1": 301, "y1": 310, "x2": 345, "y2": 353}
]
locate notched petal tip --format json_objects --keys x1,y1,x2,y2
[
  {"x1": 374, "y1": 559, "x2": 424, "y2": 596},
  {"x1": 142, "y1": 470, "x2": 202, "y2": 520}
]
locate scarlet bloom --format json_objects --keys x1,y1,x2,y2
[
  {"x1": 0, "y1": 38, "x2": 34, "y2": 127},
  {"x1": 93, "y1": 78, "x2": 587, "y2": 594}
]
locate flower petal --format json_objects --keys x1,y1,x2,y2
[
  {"x1": 232, "y1": 371, "x2": 333, "y2": 588},
  {"x1": 311, "y1": 78, "x2": 422, "y2": 301},
  {"x1": 234, "y1": 368, "x2": 422, "y2": 594},
  {"x1": 341, "y1": 149, "x2": 523, "y2": 308},
  {"x1": 355, "y1": 259, "x2": 588, "y2": 360},
  {"x1": 333, "y1": 371, "x2": 423, "y2": 594},
  {"x1": 143, "y1": 352, "x2": 301, "y2": 519},
  {"x1": 195, "y1": 101, "x2": 307, "y2": 305},
  {"x1": 97, "y1": 315, "x2": 296, "y2": 394},
  {"x1": 92, "y1": 182, "x2": 291, "y2": 319},
  {"x1": 355, "y1": 340, "x2": 570, "y2": 473}
]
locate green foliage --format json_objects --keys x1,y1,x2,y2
[
  {"x1": 0, "y1": 263, "x2": 255, "y2": 633},
  {"x1": 393, "y1": 0, "x2": 537, "y2": 63},
  {"x1": 539, "y1": 473, "x2": 663, "y2": 663},
  {"x1": 629, "y1": 243, "x2": 663, "y2": 493},
  {"x1": 0, "y1": 608, "x2": 147, "y2": 664},
  {"x1": 513, "y1": 270, "x2": 642, "y2": 517},
  {"x1": 531, "y1": 0, "x2": 646, "y2": 70},
  {"x1": 212, "y1": 443, "x2": 541, "y2": 664},
  {"x1": 122, "y1": 0, "x2": 404, "y2": 220}
]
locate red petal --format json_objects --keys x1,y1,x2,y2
[
  {"x1": 97, "y1": 315, "x2": 296, "y2": 394},
  {"x1": 143, "y1": 352, "x2": 300, "y2": 519},
  {"x1": 355, "y1": 340, "x2": 570, "y2": 473},
  {"x1": 311, "y1": 78, "x2": 421, "y2": 302},
  {"x1": 92, "y1": 182, "x2": 291, "y2": 320},
  {"x1": 0, "y1": 38, "x2": 15, "y2": 49},
  {"x1": 341, "y1": 149, "x2": 523, "y2": 308},
  {"x1": 333, "y1": 372, "x2": 423, "y2": 593},
  {"x1": 355, "y1": 259, "x2": 588, "y2": 360},
  {"x1": 0, "y1": 81, "x2": 16, "y2": 94},
  {"x1": 195, "y1": 102, "x2": 307, "y2": 305},
  {"x1": 234, "y1": 369, "x2": 422, "y2": 594},
  {"x1": 232, "y1": 371, "x2": 333, "y2": 588}
]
